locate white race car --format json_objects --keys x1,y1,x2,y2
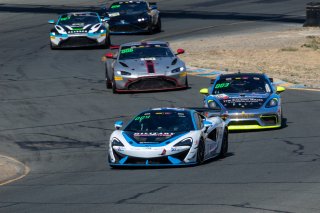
[{"x1": 108, "y1": 108, "x2": 228, "y2": 167}]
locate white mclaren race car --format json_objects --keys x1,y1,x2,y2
[{"x1": 108, "y1": 108, "x2": 229, "y2": 167}]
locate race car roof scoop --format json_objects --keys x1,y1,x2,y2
[{"x1": 119, "y1": 62, "x2": 128, "y2": 67}]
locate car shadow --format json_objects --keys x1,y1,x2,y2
[{"x1": 110, "y1": 152, "x2": 235, "y2": 170}]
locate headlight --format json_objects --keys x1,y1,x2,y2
[
  {"x1": 171, "y1": 67, "x2": 185, "y2": 73},
  {"x1": 207, "y1": 100, "x2": 221, "y2": 110},
  {"x1": 174, "y1": 138, "x2": 193, "y2": 147},
  {"x1": 112, "y1": 138, "x2": 124, "y2": 146},
  {"x1": 116, "y1": 71, "x2": 131, "y2": 76},
  {"x1": 138, "y1": 16, "x2": 148, "y2": 22},
  {"x1": 266, "y1": 98, "x2": 278, "y2": 108}
]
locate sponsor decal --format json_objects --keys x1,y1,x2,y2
[
  {"x1": 60, "y1": 16, "x2": 71, "y2": 21},
  {"x1": 213, "y1": 94, "x2": 229, "y2": 100},
  {"x1": 111, "y1": 4, "x2": 121, "y2": 9},
  {"x1": 109, "y1": 12, "x2": 120, "y2": 17},
  {"x1": 140, "y1": 57, "x2": 156, "y2": 61},
  {"x1": 121, "y1": 48, "x2": 134, "y2": 54},
  {"x1": 171, "y1": 147, "x2": 180, "y2": 152},
  {"x1": 134, "y1": 115, "x2": 151, "y2": 122},
  {"x1": 215, "y1": 82, "x2": 230, "y2": 89},
  {"x1": 134, "y1": 132, "x2": 175, "y2": 137},
  {"x1": 223, "y1": 98, "x2": 264, "y2": 103}
]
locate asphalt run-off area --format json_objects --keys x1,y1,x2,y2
[{"x1": 0, "y1": 0, "x2": 319, "y2": 213}]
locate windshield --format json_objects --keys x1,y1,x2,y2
[
  {"x1": 108, "y1": 2, "x2": 148, "y2": 13},
  {"x1": 124, "y1": 110, "x2": 195, "y2": 132},
  {"x1": 213, "y1": 76, "x2": 272, "y2": 94},
  {"x1": 119, "y1": 46, "x2": 174, "y2": 60},
  {"x1": 58, "y1": 14, "x2": 100, "y2": 26}
]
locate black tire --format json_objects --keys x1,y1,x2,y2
[
  {"x1": 155, "y1": 17, "x2": 162, "y2": 33},
  {"x1": 104, "y1": 35, "x2": 111, "y2": 49},
  {"x1": 185, "y1": 76, "x2": 189, "y2": 88},
  {"x1": 105, "y1": 69, "x2": 112, "y2": 89},
  {"x1": 50, "y1": 42, "x2": 57, "y2": 50},
  {"x1": 105, "y1": 61, "x2": 113, "y2": 89},
  {"x1": 219, "y1": 130, "x2": 228, "y2": 158},
  {"x1": 106, "y1": 80, "x2": 112, "y2": 89},
  {"x1": 147, "y1": 24, "x2": 154, "y2": 35},
  {"x1": 197, "y1": 138, "x2": 205, "y2": 164},
  {"x1": 112, "y1": 77, "x2": 117, "y2": 94}
]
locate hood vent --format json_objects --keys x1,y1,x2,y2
[
  {"x1": 119, "y1": 62, "x2": 128, "y2": 67},
  {"x1": 171, "y1": 58, "x2": 177, "y2": 65}
]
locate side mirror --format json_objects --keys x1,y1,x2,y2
[
  {"x1": 203, "y1": 120, "x2": 213, "y2": 128},
  {"x1": 102, "y1": 17, "x2": 110, "y2": 22},
  {"x1": 269, "y1": 78, "x2": 274, "y2": 83},
  {"x1": 176, "y1": 48, "x2": 185, "y2": 55},
  {"x1": 210, "y1": 78, "x2": 216, "y2": 84},
  {"x1": 200, "y1": 88, "x2": 209, "y2": 95},
  {"x1": 105, "y1": 53, "x2": 115, "y2": 59},
  {"x1": 150, "y1": 5, "x2": 157, "y2": 10},
  {"x1": 276, "y1": 86, "x2": 285, "y2": 93},
  {"x1": 48, "y1": 19, "x2": 55, "y2": 24},
  {"x1": 114, "y1": 121, "x2": 123, "y2": 130},
  {"x1": 149, "y1": 2, "x2": 158, "y2": 9}
]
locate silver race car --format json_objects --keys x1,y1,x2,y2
[
  {"x1": 48, "y1": 12, "x2": 110, "y2": 49},
  {"x1": 104, "y1": 41, "x2": 188, "y2": 93},
  {"x1": 200, "y1": 73, "x2": 285, "y2": 130}
]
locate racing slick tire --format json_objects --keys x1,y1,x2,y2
[
  {"x1": 185, "y1": 76, "x2": 189, "y2": 88},
  {"x1": 112, "y1": 77, "x2": 118, "y2": 94},
  {"x1": 105, "y1": 61, "x2": 113, "y2": 89},
  {"x1": 155, "y1": 17, "x2": 162, "y2": 33},
  {"x1": 50, "y1": 42, "x2": 57, "y2": 50},
  {"x1": 104, "y1": 35, "x2": 111, "y2": 49},
  {"x1": 197, "y1": 138, "x2": 205, "y2": 164},
  {"x1": 219, "y1": 130, "x2": 229, "y2": 158}
]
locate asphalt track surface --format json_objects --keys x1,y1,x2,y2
[{"x1": 0, "y1": 0, "x2": 320, "y2": 212}]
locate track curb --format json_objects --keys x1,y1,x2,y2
[{"x1": 0, "y1": 155, "x2": 29, "y2": 186}]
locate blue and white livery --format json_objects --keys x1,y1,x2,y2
[{"x1": 108, "y1": 108, "x2": 228, "y2": 167}]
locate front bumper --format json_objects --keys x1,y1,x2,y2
[
  {"x1": 109, "y1": 146, "x2": 195, "y2": 167},
  {"x1": 222, "y1": 108, "x2": 282, "y2": 130},
  {"x1": 50, "y1": 33, "x2": 107, "y2": 48},
  {"x1": 114, "y1": 73, "x2": 187, "y2": 92}
]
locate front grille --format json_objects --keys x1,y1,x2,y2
[
  {"x1": 60, "y1": 37, "x2": 97, "y2": 47},
  {"x1": 228, "y1": 120, "x2": 259, "y2": 126},
  {"x1": 128, "y1": 77, "x2": 177, "y2": 90},
  {"x1": 126, "y1": 156, "x2": 172, "y2": 165},
  {"x1": 261, "y1": 115, "x2": 278, "y2": 125}
]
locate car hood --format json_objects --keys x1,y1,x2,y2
[
  {"x1": 124, "y1": 131, "x2": 187, "y2": 144},
  {"x1": 57, "y1": 23, "x2": 102, "y2": 33},
  {"x1": 211, "y1": 93, "x2": 270, "y2": 109},
  {"x1": 108, "y1": 11, "x2": 146, "y2": 21},
  {"x1": 115, "y1": 57, "x2": 183, "y2": 75}
]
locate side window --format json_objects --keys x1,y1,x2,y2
[
  {"x1": 207, "y1": 129, "x2": 217, "y2": 141},
  {"x1": 193, "y1": 113, "x2": 203, "y2": 130}
]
